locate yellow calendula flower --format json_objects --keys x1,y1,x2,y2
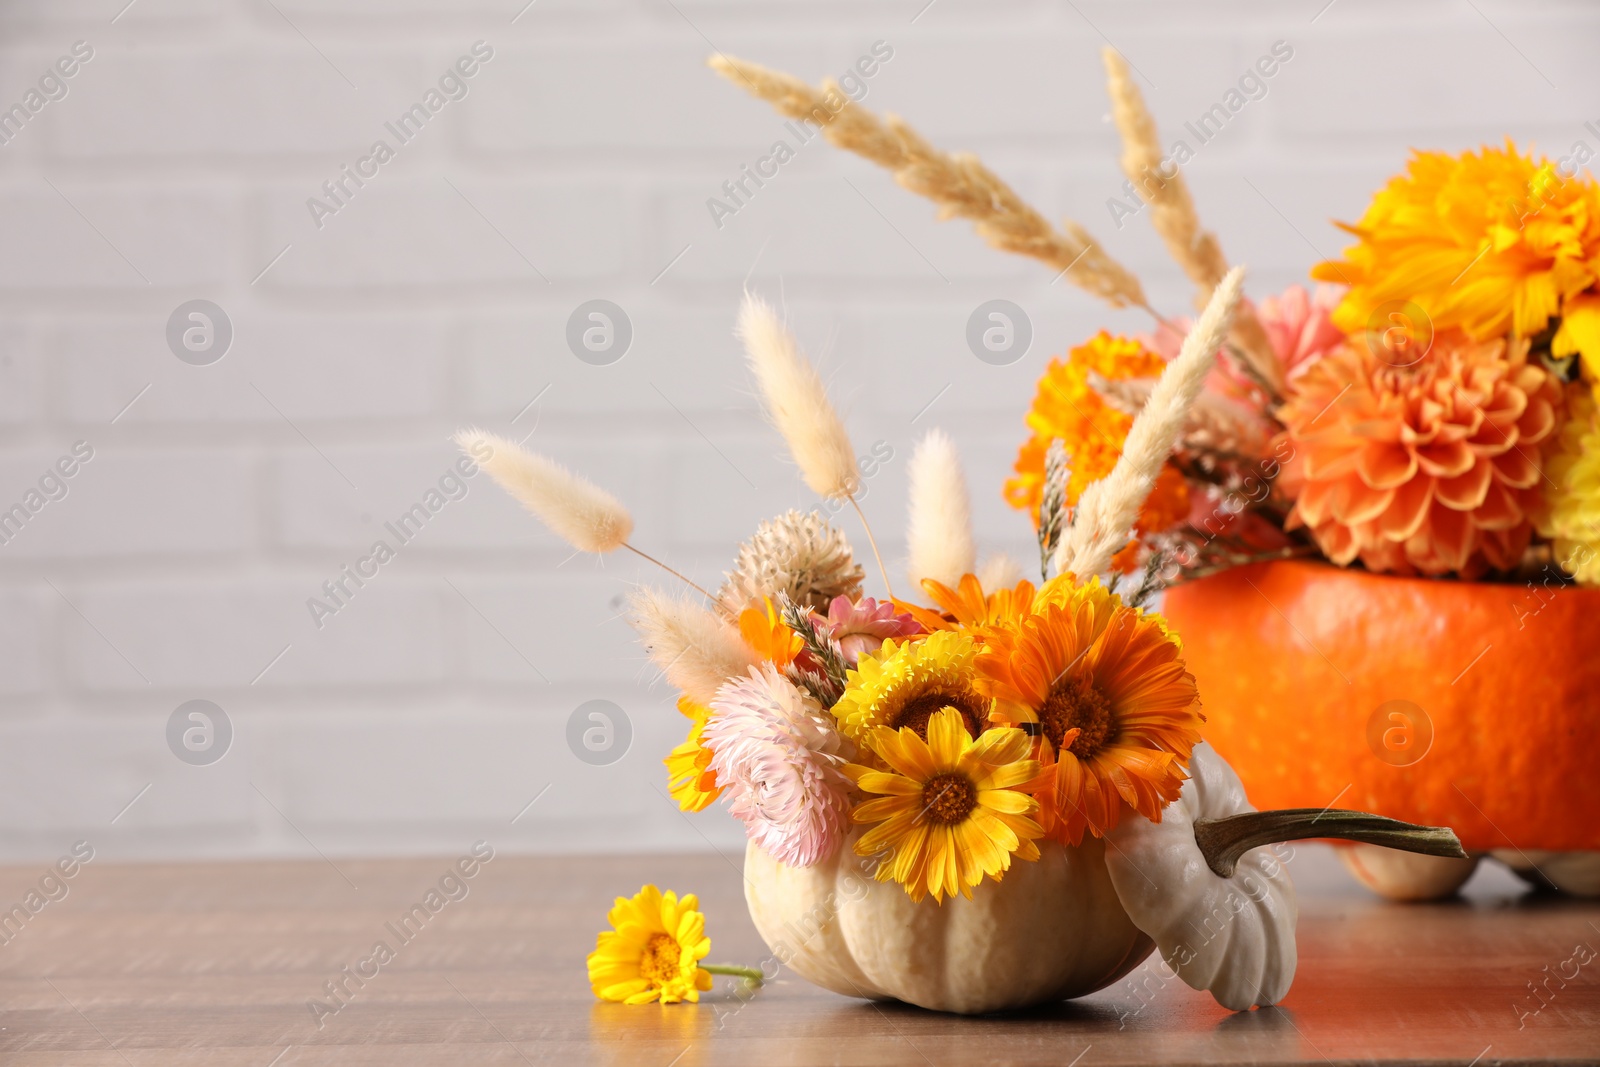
[
  {"x1": 588, "y1": 885, "x2": 714, "y2": 1004},
  {"x1": 1539, "y1": 384, "x2": 1600, "y2": 585},
  {"x1": 665, "y1": 698, "x2": 721, "y2": 813},
  {"x1": 847, "y1": 708, "x2": 1043, "y2": 903},
  {"x1": 1313, "y1": 142, "x2": 1600, "y2": 369},
  {"x1": 830, "y1": 630, "x2": 991, "y2": 749}
]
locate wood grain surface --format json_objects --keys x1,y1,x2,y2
[{"x1": 0, "y1": 845, "x2": 1594, "y2": 1065}]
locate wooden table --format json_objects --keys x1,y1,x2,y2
[{"x1": 0, "y1": 846, "x2": 1594, "y2": 1065}]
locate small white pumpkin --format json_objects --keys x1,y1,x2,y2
[
  {"x1": 1491, "y1": 849, "x2": 1600, "y2": 898},
  {"x1": 743, "y1": 831, "x2": 1153, "y2": 1014},
  {"x1": 1105, "y1": 743, "x2": 1298, "y2": 1011},
  {"x1": 1337, "y1": 843, "x2": 1480, "y2": 901}
]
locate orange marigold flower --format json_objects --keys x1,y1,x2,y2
[
  {"x1": 737, "y1": 598, "x2": 801, "y2": 667},
  {"x1": 1005, "y1": 332, "x2": 1191, "y2": 571},
  {"x1": 975, "y1": 596, "x2": 1204, "y2": 845},
  {"x1": 1312, "y1": 142, "x2": 1600, "y2": 371},
  {"x1": 1277, "y1": 330, "x2": 1562, "y2": 577}
]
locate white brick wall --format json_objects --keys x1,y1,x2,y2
[{"x1": 0, "y1": 0, "x2": 1594, "y2": 863}]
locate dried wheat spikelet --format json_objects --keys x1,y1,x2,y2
[
  {"x1": 717, "y1": 509, "x2": 864, "y2": 618},
  {"x1": 710, "y1": 54, "x2": 1149, "y2": 312},
  {"x1": 1088, "y1": 371, "x2": 1271, "y2": 458},
  {"x1": 1101, "y1": 47, "x2": 1282, "y2": 394},
  {"x1": 1055, "y1": 267, "x2": 1244, "y2": 578}
]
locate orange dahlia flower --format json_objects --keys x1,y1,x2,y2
[
  {"x1": 975, "y1": 596, "x2": 1204, "y2": 845},
  {"x1": 1277, "y1": 330, "x2": 1561, "y2": 577},
  {"x1": 1005, "y1": 332, "x2": 1191, "y2": 571},
  {"x1": 1312, "y1": 142, "x2": 1600, "y2": 369}
]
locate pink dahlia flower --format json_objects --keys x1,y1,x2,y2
[{"x1": 704, "y1": 666, "x2": 854, "y2": 868}]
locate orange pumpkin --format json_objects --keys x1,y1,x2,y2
[{"x1": 1161, "y1": 559, "x2": 1600, "y2": 852}]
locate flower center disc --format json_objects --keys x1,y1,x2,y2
[
  {"x1": 1039, "y1": 674, "x2": 1115, "y2": 759},
  {"x1": 638, "y1": 932, "x2": 682, "y2": 983},
  {"x1": 890, "y1": 688, "x2": 987, "y2": 739},
  {"x1": 921, "y1": 772, "x2": 978, "y2": 825}
]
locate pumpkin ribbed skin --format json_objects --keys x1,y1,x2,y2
[
  {"x1": 1162, "y1": 560, "x2": 1600, "y2": 851},
  {"x1": 743, "y1": 834, "x2": 1153, "y2": 1014}
]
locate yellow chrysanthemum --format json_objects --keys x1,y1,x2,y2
[
  {"x1": 587, "y1": 885, "x2": 713, "y2": 1004},
  {"x1": 830, "y1": 630, "x2": 991, "y2": 749},
  {"x1": 1313, "y1": 142, "x2": 1600, "y2": 370},
  {"x1": 1005, "y1": 332, "x2": 1192, "y2": 571},
  {"x1": 1539, "y1": 383, "x2": 1600, "y2": 585},
  {"x1": 847, "y1": 707, "x2": 1043, "y2": 903},
  {"x1": 665, "y1": 698, "x2": 721, "y2": 813}
]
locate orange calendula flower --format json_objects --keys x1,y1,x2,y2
[
  {"x1": 738, "y1": 597, "x2": 801, "y2": 667},
  {"x1": 893, "y1": 573, "x2": 1038, "y2": 636},
  {"x1": 1277, "y1": 331, "x2": 1561, "y2": 577},
  {"x1": 665, "y1": 697, "x2": 721, "y2": 813},
  {"x1": 976, "y1": 596, "x2": 1204, "y2": 845},
  {"x1": 1005, "y1": 332, "x2": 1191, "y2": 571},
  {"x1": 1312, "y1": 141, "x2": 1600, "y2": 371}
]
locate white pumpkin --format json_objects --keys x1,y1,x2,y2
[
  {"x1": 1105, "y1": 744, "x2": 1298, "y2": 1011},
  {"x1": 1337, "y1": 843, "x2": 1480, "y2": 901},
  {"x1": 743, "y1": 832, "x2": 1153, "y2": 1014},
  {"x1": 1491, "y1": 849, "x2": 1600, "y2": 898}
]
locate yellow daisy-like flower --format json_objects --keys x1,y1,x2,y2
[
  {"x1": 830, "y1": 630, "x2": 991, "y2": 749},
  {"x1": 1313, "y1": 142, "x2": 1600, "y2": 368},
  {"x1": 847, "y1": 707, "x2": 1043, "y2": 903},
  {"x1": 893, "y1": 573, "x2": 1038, "y2": 637},
  {"x1": 1539, "y1": 383, "x2": 1600, "y2": 585},
  {"x1": 665, "y1": 698, "x2": 721, "y2": 813},
  {"x1": 587, "y1": 885, "x2": 713, "y2": 1004}
]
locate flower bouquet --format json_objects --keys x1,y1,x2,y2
[
  {"x1": 452, "y1": 47, "x2": 1600, "y2": 1013},
  {"x1": 699, "y1": 47, "x2": 1600, "y2": 902}
]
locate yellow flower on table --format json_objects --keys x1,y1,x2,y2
[
  {"x1": 587, "y1": 885, "x2": 713, "y2": 1004},
  {"x1": 847, "y1": 707, "x2": 1042, "y2": 903}
]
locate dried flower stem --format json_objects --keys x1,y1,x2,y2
[
  {"x1": 622, "y1": 543, "x2": 713, "y2": 601},
  {"x1": 849, "y1": 496, "x2": 895, "y2": 601},
  {"x1": 1055, "y1": 268, "x2": 1244, "y2": 578},
  {"x1": 1037, "y1": 439, "x2": 1071, "y2": 580},
  {"x1": 1101, "y1": 47, "x2": 1282, "y2": 396},
  {"x1": 710, "y1": 54, "x2": 1152, "y2": 316}
]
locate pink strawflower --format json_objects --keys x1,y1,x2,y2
[
  {"x1": 812, "y1": 595, "x2": 923, "y2": 666},
  {"x1": 1142, "y1": 285, "x2": 1345, "y2": 406},
  {"x1": 704, "y1": 666, "x2": 854, "y2": 868},
  {"x1": 1257, "y1": 285, "x2": 1344, "y2": 383}
]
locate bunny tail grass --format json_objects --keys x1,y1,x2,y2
[
  {"x1": 906, "y1": 429, "x2": 976, "y2": 590},
  {"x1": 455, "y1": 429, "x2": 633, "y2": 554},
  {"x1": 627, "y1": 587, "x2": 759, "y2": 706},
  {"x1": 1053, "y1": 268, "x2": 1244, "y2": 579}
]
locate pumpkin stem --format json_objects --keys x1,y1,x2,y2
[
  {"x1": 704, "y1": 963, "x2": 765, "y2": 987},
  {"x1": 1192, "y1": 808, "x2": 1467, "y2": 878}
]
